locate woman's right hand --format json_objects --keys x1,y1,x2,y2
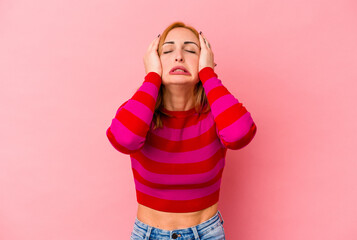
[{"x1": 143, "y1": 35, "x2": 162, "y2": 76}]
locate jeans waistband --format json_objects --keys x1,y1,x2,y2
[{"x1": 134, "y1": 210, "x2": 224, "y2": 235}]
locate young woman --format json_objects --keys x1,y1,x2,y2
[{"x1": 106, "y1": 21, "x2": 257, "y2": 240}]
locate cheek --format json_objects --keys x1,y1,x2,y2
[
  {"x1": 188, "y1": 58, "x2": 199, "y2": 69},
  {"x1": 159, "y1": 55, "x2": 167, "y2": 63},
  {"x1": 159, "y1": 59, "x2": 170, "y2": 74},
  {"x1": 159, "y1": 58, "x2": 166, "y2": 68},
  {"x1": 190, "y1": 55, "x2": 200, "y2": 62}
]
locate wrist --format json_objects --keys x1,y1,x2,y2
[
  {"x1": 145, "y1": 71, "x2": 162, "y2": 88},
  {"x1": 198, "y1": 67, "x2": 218, "y2": 84}
]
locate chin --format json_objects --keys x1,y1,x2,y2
[
  {"x1": 163, "y1": 73, "x2": 198, "y2": 83},
  {"x1": 162, "y1": 76, "x2": 198, "y2": 86}
]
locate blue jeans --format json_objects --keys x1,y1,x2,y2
[{"x1": 130, "y1": 210, "x2": 225, "y2": 240}]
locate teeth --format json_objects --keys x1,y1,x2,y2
[{"x1": 174, "y1": 69, "x2": 185, "y2": 72}]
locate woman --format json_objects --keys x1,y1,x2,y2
[{"x1": 106, "y1": 21, "x2": 257, "y2": 240}]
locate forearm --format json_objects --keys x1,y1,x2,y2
[
  {"x1": 106, "y1": 72, "x2": 161, "y2": 154},
  {"x1": 199, "y1": 67, "x2": 257, "y2": 149}
]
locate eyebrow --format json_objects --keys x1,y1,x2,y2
[{"x1": 163, "y1": 41, "x2": 199, "y2": 48}]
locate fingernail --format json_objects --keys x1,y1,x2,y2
[
  {"x1": 199, "y1": 31, "x2": 202, "y2": 35},
  {"x1": 157, "y1": 34, "x2": 160, "y2": 37}
]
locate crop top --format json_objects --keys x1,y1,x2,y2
[{"x1": 106, "y1": 67, "x2": 257, "y2": 213}]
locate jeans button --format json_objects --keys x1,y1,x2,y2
[{"x1": 172, "y1": 232, "x2": 178, "y2": 239}]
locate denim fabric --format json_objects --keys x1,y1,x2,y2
[{"x1": 130, "y1": 210, "x2": 225, "y2": 240}]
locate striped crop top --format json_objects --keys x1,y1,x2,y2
[{"x1": 106, "y1": 67, "x2": 257, "y2": 213}]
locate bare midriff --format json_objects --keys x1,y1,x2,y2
[{"x1": 136, "y1": 203, "x2": 218, "y2": 231}]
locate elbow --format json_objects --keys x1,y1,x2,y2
[
  {"x1": 106, "y1": 122, "x2": 145, "y2": 154},
  {"x1": 221, "y1": 122, "x2": 257, "y2": 150}
]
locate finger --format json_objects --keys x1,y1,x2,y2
[
  {"x1": 153, "y1": 35, "x2": 161, "y2": 51},
  {"x1": 198, "y1": 33, "x2": 207, "y2": 49},
  {"x1": 200, "y1": 33, "x2": 211, "y2": 50},
  {"x1": 203, "y1": 35, "x2": 211, "y2": 49},
  {"x1": 151, "y1": 37, "x2": 159, "y2": 50}
]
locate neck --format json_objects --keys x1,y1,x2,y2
[{"x1": 162, "y1": 84, "x2": 195, "y2": 111}]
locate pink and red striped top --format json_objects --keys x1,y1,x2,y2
[{"x1": 106, "y1": 67, "x2": 257, "y2": 213}]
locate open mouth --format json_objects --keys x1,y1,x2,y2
[{"x1": 169, "y1": 66, "x2": 190, "y2": 75}]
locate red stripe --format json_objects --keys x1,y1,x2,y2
[
  {"x1": 129, "y1": 91, "x2": 156, "y2": 112},
  {"x1": 221, "y1": 122, "x2": 257, "y2": 149},
  {"x1": 146, "y1": 124, "x2": 218, "y2": 152},
  {"x1": 115, "y1": 100, "x2": 128, "y2": 115},
  {"x1": 215, "y1": 103, "x2": 247, "y2": 130},
  {"x1": 136, "y1": 189, "x2": 220, "y2": 213},
  {"x1": 144, "y1": 72, "x2": 162, "y2": 87},
  {"x1": 198, "y1": 67, "x2": 218, "y2": 84},
  {"x1": 161, "y1": 111, "x2": 210, "y2": 129},
  {"x1": 131, "y1": 146, "x2": 225, "y2": 174},
  {"x1": 132, "y1": 168, "x2": 224, "y2": 190},
  {"x1": 207, "y1": 86, "x2": 230, "y2": 104},
  {"x1": 115, "y1": 108, "x2": 149, "y2": 138}
]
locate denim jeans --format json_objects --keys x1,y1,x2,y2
[{"x1": 130, "y1": 210, "x2": 225, "y2": 240}]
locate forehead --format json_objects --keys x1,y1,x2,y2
[{"x1": 163, "y1": 27, "x2": 199, "y2": 46}]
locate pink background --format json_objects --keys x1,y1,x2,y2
[{"x1": 1, "y1": 0, "x2": 356, "y2": 239}]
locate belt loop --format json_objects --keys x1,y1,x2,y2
[
  {"x1": 191, "y1": 226, "x2": 200, "y2": 240},
  {"x1": 217, "y1": 210, "x2": 224, "y2": 225},
  {"x1": 144, "y1": 226, "x2": 152, "y2": 240}
]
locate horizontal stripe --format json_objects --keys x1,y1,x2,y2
[
  {"x1": 115, "y1": 100, "x2": 128, "y2": 116},
  {"x1": 210, "y1": 94, "x2": 239, "y2": 117},
  {"x1": 222, "y1": 122, "x2": 257, "y2": 149},
  {"x1": 151, "y1": 113, "x2": 215, "y2": 141},
  {"x1": 219, "y1": 112, "x2": 254, "y2": 142},
  {"x1": 137, "y1": 81, "x2": 159, "y2": 100},
  {"x1": 161, "y1": 112, "x2": 209, "y2": 129},
  {"x1": 130, "y1": 155, "x2": 225, "y2": 184},
  {"x1": 146, "y1": 124, "x2": 218, "y2": 152},
  {"x1": 134, "y1": 177, "x2": 221, "y2": 200},
  {"x1": 124, "y1": 99, "x2": 154, "y2": 126},
  {"x1": 136, "y1": 189, "x2": 220, "y2": 213},
  {"x1": 130, "y1": 91, "x2": 156, "y2": 112},
  {"x1": 215, "y1": 103, "x2": 247, "y2": 130},
  {"x1": 144, "y1": 72, "x2": 162, "y2": 87},
  {"x1": 160, "y1": 106, "x2": 196, "y2": 118},
  {"x1": 140, "y1": 138, "x2": 224, "y2": 163},
  {"x1": 202, "y1": 76, "x2": 221, "y2": 93},
  {"x1": 131, "y1": 146, "x2": 225, "y2": 174},
  {"x1": 207, "y1": 85, "x2": 231, "y2": 104},
  {"x1": 198, "y1": 67, "x2": 218, "y2": 84},
  {"x1": 115, "y1": 108, "x2": 149, "y2": 138},
  {"x1": 106, "y1": 127, "x2": 131, "y2": 154},
  {"x1": 132, "y1": 165, "x2": 224, "y2": 189},
  {"x1": 110, "y1": 118, "x2": 146, "y2": 151}
]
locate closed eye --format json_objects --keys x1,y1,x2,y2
[{"x1": 163, "y1": 50, "x2": 196, "y2": 54}]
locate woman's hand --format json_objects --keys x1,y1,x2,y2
[
  {"x1": 143, "y1": 35, "x2": 162, "y2": 76},
  {"x1": 198, "y1": 32, "x2": 216, "y2": 72}
]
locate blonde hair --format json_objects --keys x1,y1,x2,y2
[{"x1": 152, "y1": 21, "x2": 211, "y2": 129}]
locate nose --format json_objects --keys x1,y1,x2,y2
[{"x1": 175, "y1": 50, "x2": 184, "y2": 62}]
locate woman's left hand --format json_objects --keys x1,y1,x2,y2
[{"x1": 198, "y1": 32, "x2": 217, "y2": 72}]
